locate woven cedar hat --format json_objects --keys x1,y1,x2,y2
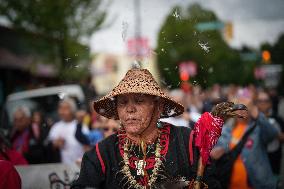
[{"x1": 93, "y1": 68, "x2": 184, "y2": 120}]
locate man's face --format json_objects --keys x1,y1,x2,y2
[
  {"x1": 13, "y1": 110, "x2": 30, "y2": 131},
  {"x1": 102, "y1": 119, "x2": 119, "y2": 138},
  {"x1": 256, "y1": 92, "x2": 271, "y2": 114},
  {"x1": 58, "y1": 102, "x2": 74, "y2": 122},
  {"x1": 117, "y1": 94, "x2": 157, "y2": 136}
]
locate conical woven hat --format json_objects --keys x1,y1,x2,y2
[{"x1": 93, "y1": 68, "x2": 184, "y2": 120}]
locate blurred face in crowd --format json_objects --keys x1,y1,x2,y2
[
  {"x1": 117, "y1": 94, "x2": 162, "y2": 136},
  {"x1": 256, "y1": 92, "x2": 271, "y2": 115},
  {"x1": 235, "y1": 97, "x2": 252, "y2": 124},
  {"x1": 58, "y1": 101, "x2": 74, "y2": 122},
  {"x1": 13, "y1": 109, "x2": 31, "y2": 132},
  {"x1": 32, "y1": 112, "x2": 42, "y2": 125},
  {"x1": 102, "y1": 119, "x2": 119, "y2": 138}
]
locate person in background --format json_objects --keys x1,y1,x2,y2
[
  {"x1": 256, "y1": 90, "x2": 284, "y2": 177},
  {"x1": 10, "y1": 107, "x2": 31, "y2": 156},
  {"x1": 1, "y1": 130, "x2": 27, "y2": 165},
  {"x1": 0, "y1": 160, "x2": 21, "y2": 189},
  {"x1": 160, "y1": 89, "x2": 192, "y2": 127},
  {"x1": 211, "y1": 89, "x2": 278, "y2": 189},
  {"x1": 10, "y1": 107, "x2": 45, "y2": 164},
  {"x1": 48, "y1": 98, "x2": 85, "y2": 164},
  {"x1": 100, "y1": 118, "x2": 119, "y2": 138},
  {"x1": 0, "y1": 131, "x2": 24, "y2": 188}
]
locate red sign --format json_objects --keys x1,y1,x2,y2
[
  {"x1": 127, "y1": 37, "x2": 150, "y2": 57},
  {"x1": 179, "y1": 61, "x2": 197, "y2": 78}
]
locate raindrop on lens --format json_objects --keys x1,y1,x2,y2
[{"x1": 58, "y1": 92, "x2": 66, "y2": 99}]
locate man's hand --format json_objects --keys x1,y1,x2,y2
[{"x1": 53, "y1": 137, "x2": 65, "y2": 149}]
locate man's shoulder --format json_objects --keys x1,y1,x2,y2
[{"x1": 98, "y1": 134, "x2": 118, "y2": 148}]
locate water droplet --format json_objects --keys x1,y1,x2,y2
[
  {"x1": 58, "y1": 92, "x2": 66, "y2": 99},
  {"x1": 208, "y1": 67, "x2": 214, "y2": 73},
  {"x1": 198, "y1": 41, "x2": 210, "y2": 53},
  {"x1": 168, "y1": 108, "x2": 176, "y2": 116},
  {"x1": 65, "y1": 57, "x2": 71, "y2": 62},
  {"x1": 161, "y1": 79, "x2": 167, "y2": 85},
  {"x1": 164, "y1": 68, "x2": 169, "y2": 71},
  {"x1": 172, "y1": 9, "x2": 181, "y2": 20},
  {"x1": 132, "y1": 60, "x2": 141, "y2": 69},
  {"x1": 161, "y1": 48, "x2": 165, "y2": 52}
]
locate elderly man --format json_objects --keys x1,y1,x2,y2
[
  {"x1": 71, "y1": 68, "x2": 234, "y2": 189},
  {"x1": 11, "y1": 107, "x2": 47, "y2": 164},
  {"x1": 48, "y1": 98, "x2": 85, "y2": 164}
]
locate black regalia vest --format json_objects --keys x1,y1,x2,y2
[{"x1": 71, "y1": 124, "x2": 221, "y2": 189}]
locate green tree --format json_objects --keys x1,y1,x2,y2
[
  {"x1": 156, "y1": 4, "x2": 254, "y2": 88},
  {"x1": 0, "y1": 0, "x2": 107, "y2": 80}
]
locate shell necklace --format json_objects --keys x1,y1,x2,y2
[{"x1": 121, "y1": 136, "x2": 162, "y2": 189}]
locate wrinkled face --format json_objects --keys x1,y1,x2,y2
[
  {"x1": 58, "y1": 102, "x2": 74, "y2": 122},
  {"x1": 13, "y1": 110, "x2": 30, "y2": 131},
  {"x1": 117, "y1": 94, "x2": 158, "y2": 136}
]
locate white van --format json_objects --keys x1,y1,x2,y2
[{"x1": 1, "y1": 85, "x2": 85, "y2": 133}]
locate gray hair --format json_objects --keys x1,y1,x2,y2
[
  {"x1": 13, "y1": 106, "x2": 31, "y2": 118},
  {"x1": 59, "y1": 97, "x2": 77, "y2": 113}
]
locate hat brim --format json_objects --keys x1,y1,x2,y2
[{"x1": 93, "y1": 92, "x2": 184, "y2": 120}]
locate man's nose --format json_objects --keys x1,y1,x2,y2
[{"x1": 126, "y1": 102, "x2": 136, "y2": 113}]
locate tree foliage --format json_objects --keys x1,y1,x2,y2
[
  {"x1": 156, "y1": 4, "x2": 255, "y2": 88},
  {"x1": 0, "y1": 0, "x2": 107, "y2": 80}
]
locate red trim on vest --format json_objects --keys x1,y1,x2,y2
[
  {"x1": 189, "y1": 131, "x2": 194, "y2": 165},
  {"x1": 95, "y1": 143, "x2": 106, "y2": 175}
]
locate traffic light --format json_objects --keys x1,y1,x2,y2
[
  {"x1": 224, "y1": 22, "x2": 233, "y2": 41},
  {"x1": 262, "y1": 50, "x2": 271, "y2": 63},
  {"x1": 180, "y1": 71, "x2": 189, "y2": 81}
]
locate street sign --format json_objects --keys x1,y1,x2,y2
[
  {"x1": 254, "y1": 64, "x2": 282, "y2": 88},
  {"x1": 195, "y1": 22, "x2": 224, "y2": 32}
]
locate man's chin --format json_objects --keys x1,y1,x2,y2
[{"x1": 124, "y1": 127, "x2": 143, "y2": 136}]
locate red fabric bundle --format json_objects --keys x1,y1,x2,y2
[{"x1": 193, "y1": 112, "x2": 224, "y2": 165}]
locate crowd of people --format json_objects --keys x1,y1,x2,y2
[{"x1": 1, "y1": 83, "x2": 284, "y2": 188}]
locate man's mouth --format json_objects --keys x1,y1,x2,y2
[{"x1": 126, "y1": 118, "x2": 140, "y2": 124}]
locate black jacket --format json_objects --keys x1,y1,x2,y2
[{"x1": 71, "y1": 124, "x2": 221, "y2": 189}]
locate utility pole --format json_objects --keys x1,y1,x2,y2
[{"x1": 134, "y1": 0, "x2": 142, "y2": 59}]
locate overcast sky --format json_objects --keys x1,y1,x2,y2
[{"x1": 90, "y1": 0, "x2": 284, "y2": 54}]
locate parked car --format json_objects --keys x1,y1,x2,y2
[{"x1": 0, "y1": 85, "x2": 85, "y2": 135}]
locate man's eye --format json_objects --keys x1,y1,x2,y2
[
  {"x1": 117, "y1": 100, "x2": 127, "y2": 105},
  {"x1": 135, "y1": 98, "x2": 144, "y2": 104}
]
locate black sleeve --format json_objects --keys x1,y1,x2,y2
[
  {"x1": 75, "y1": 123, "x2": 91, "y2": 145},
  {"x1": 71, "y1": 149, "x2": 105, "y2": 189}
]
